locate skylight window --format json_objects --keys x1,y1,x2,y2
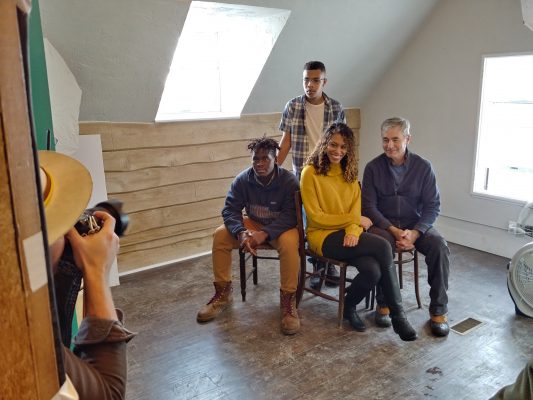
[{"x1": 156, "y1": 1, "x2": 290, "y2": 122}]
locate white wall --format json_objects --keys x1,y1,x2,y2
[{"x1": 359, "y1": 0, "x2": 533, "y2": 258}]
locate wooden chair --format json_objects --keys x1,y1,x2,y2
[
  {"x1": 396, "y1": 249, "x2": 422, "y2": 309},
  {"x1": 365, "y1": 248, "x2": 422, "y2": 310},
  {"x1": 295, "y1": 191, "x2": 372, "y2": 327},
  {"x1": 238, "y1": 244, "x2": 279, "y2": 302}
]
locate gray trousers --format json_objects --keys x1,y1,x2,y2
[{"x1": 368, "y1": 226, "x2": 450, "y2": 316}]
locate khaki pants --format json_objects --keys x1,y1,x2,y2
[{"x1": 212, "y1": 218, "x2": 300, "y2": 292}]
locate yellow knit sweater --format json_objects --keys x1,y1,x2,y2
[{"x1": 300, "y1": 163, "x2": 363, "y2": 256}]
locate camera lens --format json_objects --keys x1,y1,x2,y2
[
  {"x1": 74, "y1": 199, "x2": 129, "y2": 237},
  {"x1": 93, "y1": 199, "x2": 129, "y2": 237}
]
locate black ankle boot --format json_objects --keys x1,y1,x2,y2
[
  {"x1": 391, "y1": 316, "x2": 417, "y2": 341},
  {"x1": 379, "y1": 261, "x2": 417, "y2": 341},
  {"x1": 343, "y1": 305, "x2": 366, "y2": 332}
]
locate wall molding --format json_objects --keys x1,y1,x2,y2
[{"x1": 436, "y1": 215, "x2": 530, "y2": 259}]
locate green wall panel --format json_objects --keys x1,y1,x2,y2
[{"x1": 29, "y1": 0, "x2": 54, "y2": 150}]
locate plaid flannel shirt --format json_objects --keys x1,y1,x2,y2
[{"x1": 279, "y1": 93, "x2": 345, "y2": 176}]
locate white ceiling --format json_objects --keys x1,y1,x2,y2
[{"x1": 40, "y1": 0, "x2": 440, "y2": 122}]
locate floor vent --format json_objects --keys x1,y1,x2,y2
[{"x1": 451, "y1": 317, "x2": 484, "y2": 335}]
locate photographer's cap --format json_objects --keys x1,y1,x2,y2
[{"x1": 38, "y1": 150, "x2": 93, "y2": 243}]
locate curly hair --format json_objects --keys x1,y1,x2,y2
[
  {"x1": 247, "y1": 136, "x2": 280, "y2": 157},
  {"x1": 305, "y1": 122, "x2": 358, "y2": 183}
]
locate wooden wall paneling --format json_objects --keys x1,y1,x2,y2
[
  {"x1": 127, "y1": 198, "x2": 224, "y2": 235},
  {"x1": 121, "y1": 227, "x2": 215, "y2": 254},
  {"x1": 102, "y1": 139, "x2": 269, "y2": 172},
  {"x1": 119, "y1": 236, "x2": 215, "y2": 271},
  {"x1": 121, "y1": 216, "x2": 222, "y2": 247},
  {"x1": 117, "y1": 178, "x2": 233, "y2": 213},
  {"x1": 79, "y1": 114, "x2": 282, "y2": 151},
  {"x1": 0, "y1": 2, "x2": 59, "y2": 397},
  {"x1": 105, "y1": 157, "x2": 249, "y2": 193},
  {"x1": 346, "y1": 108, "x2": 361, "y2": 167}
]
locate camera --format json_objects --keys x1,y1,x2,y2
[{"x1": 75, "y1": 199, "x2": 129, "y2": 237}]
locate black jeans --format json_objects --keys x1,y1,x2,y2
[
  {"x1": 369, "y1": 226, "x2": 450, "y2": 316},
  {"x1": 322, "y1": 230, "x2": 406, "y2": 316}
]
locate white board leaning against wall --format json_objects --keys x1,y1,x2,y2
[{"x1": 44, "y1": 38, "x2": 119, "y2": 285}]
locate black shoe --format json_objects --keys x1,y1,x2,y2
[
  {"x1": 391, "y1": 316, "x2": 417, "y2": 341},
  {"x1": 309, "y1": 275, "x2": 321, "y2": 290},
  {"x1": 374, "y1": 307, "x2": 392, "y2": 328},
  {"x1": 324, "y1": 264, "x2": 340, "y2": 287},
  {"x1": 344, "y1": 306, "x2": 366, "y2": 332},
  {"x1": 309, "y1": 259, "x2": 326, "y2": 290},
  {"x1": 430, "y1": 315, "x2": 450, "y2": 337}
]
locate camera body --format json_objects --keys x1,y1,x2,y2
[{"x1": 74, "y1": 199, "x2": 129, "y2": 237}]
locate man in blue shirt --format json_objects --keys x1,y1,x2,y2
[
  {"x1": 197, "y1": 137, "x2": 301, "y2": 335},
  {"x1": 362, "y1": 117, "x2": 451, "y2": 337}
]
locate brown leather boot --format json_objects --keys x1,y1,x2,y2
[
  {"x1": 280, "y1": 290, "x2": 300, "y2": 335},
  {"x1": 197, "y1": 281, "x2": 233, "y2": 322}
]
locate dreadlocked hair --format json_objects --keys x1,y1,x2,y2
[
  {"x1": 305, "y1": 122, "x2": 358, "y2": 183},
  {"x1": 247, "y1": 135, "x2": 280, "y2": 157}
]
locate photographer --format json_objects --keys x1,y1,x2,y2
[{"x1": 40, "y1": 151, "x2": 134, "y2": 399}]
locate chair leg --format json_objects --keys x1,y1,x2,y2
[
  {"x1": 414, "y1": 251, "x2": 422, "y2": 308},
  {"x1": 319, "y1": 261, "x2": 327, "y2": 290},
  {"x1": 295, "y1": 252, "x2": 307, "y2": 306},
  {"x1": 398, "y1": 252, "x2": 404, "y2": 289},
  {"x1": 365, "y1": 286, "x2": 376, "y2": 310},
  {"x1": 252, "y1": 255, "x2": 258, "y2": 285},
  {"x1": 338, "y1": 266, "x2": 347, "y2": 328},
  {"x1": 239, "y1": 250, "x2": 247, "y2": 302}
]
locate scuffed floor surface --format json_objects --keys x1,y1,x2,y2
[{"x1": 112, "y1": 243, "x2": 533, "y2": 400}]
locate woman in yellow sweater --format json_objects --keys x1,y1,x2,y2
[{"x1": 300, "y1": 122, "x2": 417, "y2": 341}]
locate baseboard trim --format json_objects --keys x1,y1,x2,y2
[{"x1": 435, "y1": 216, "x2": 530, "y2": 259}]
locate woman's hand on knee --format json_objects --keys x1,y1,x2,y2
[{"x1": 343, "y1": 234, "x2": 359, "y2": 247}]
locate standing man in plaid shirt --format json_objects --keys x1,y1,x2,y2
[
  {"x1": 278, "y1": 61, "x2": 346, "y2": 177},
  {"x1": 278, "y1": 61, "x2": 346, "y2": 287}
]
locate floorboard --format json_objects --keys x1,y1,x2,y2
[{"x1": 112, "y1": 243, "x2": 533, "y2": 400}]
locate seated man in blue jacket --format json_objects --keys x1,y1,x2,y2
[
  {"x1": 362, "y1": 117, "x2": 451, "y2": 337},
  {"x1": 197, "y1": 137, "x2": 301, "y2": 335}
]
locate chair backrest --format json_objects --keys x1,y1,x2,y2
[
  {"x1": 294, "y1": 191, "x2": 309, "y2": 294},
  {"x1": 294, "y1": 191, "x2": 306, "y2": 255}
]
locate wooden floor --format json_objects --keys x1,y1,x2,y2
[{"x1": 112, "y1": 243, "x2": 533, "y2": 400}]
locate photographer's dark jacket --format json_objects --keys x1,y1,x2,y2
[
  {"x1": 361, "y1": 149, "x2": 440, "y2": 234},
  {"x1": 222, "y1": 165, "x2": 299, "y2": 240}
]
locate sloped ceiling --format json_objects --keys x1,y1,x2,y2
[{"x1": 40, "y1": 0, "x2": 439, "y2": 122}]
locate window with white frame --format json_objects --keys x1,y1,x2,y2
[
  {"x1": 155, "y1": 1, "x2": 290, "y2": 122},
  {"x1": 473, "y1": 54, "x2": 533, "y2": 202}
]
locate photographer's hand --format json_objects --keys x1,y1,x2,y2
[{"x1": 66, "y1": 211, "x2": 120, "y2": 320}]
